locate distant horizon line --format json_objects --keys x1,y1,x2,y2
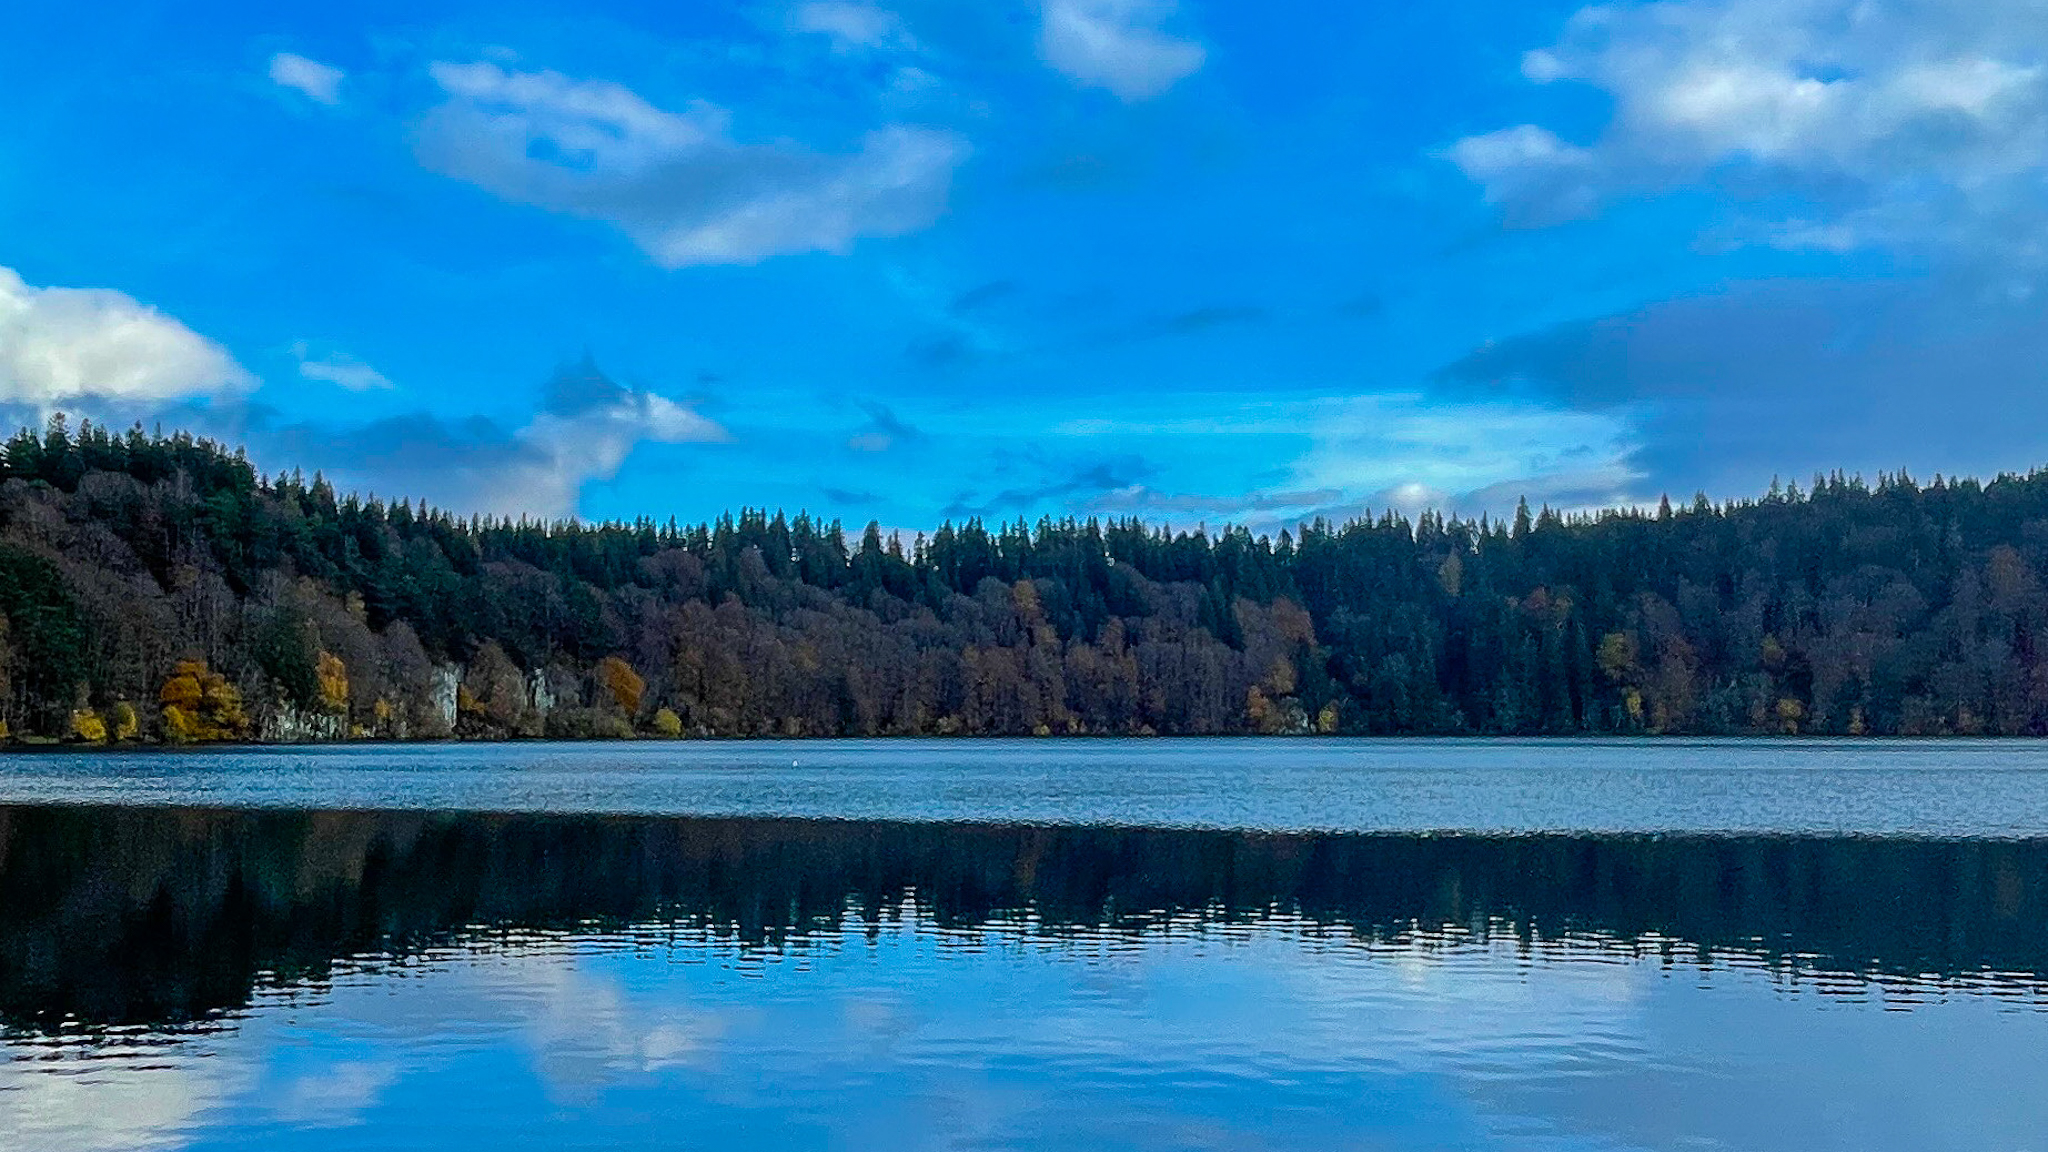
[{"x1": 7, "y1": 412, "x2": 2038, "y2": 545}]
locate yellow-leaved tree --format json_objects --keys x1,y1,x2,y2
[
  {"x1": 595, "y1": 656, "x2": 644, "y2": 717},
  {"x1": 317, "y1": 651, "x2": 349, "y2": 713},
  {"x1": 160, "y1": 659, "x2": 249, "y2": 742},
  {"x1": 70, "y1": 709, "x2": 108, "y2": 743}
]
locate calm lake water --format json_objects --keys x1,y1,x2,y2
[{"x1": 2, "y1": 740, "x2": 2046, "y2": 1150}]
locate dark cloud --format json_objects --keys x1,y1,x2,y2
[
  {"x1": 904, "y1": 332, "x2": 981, "y2": 371},
  {"x1": 1435, "y1": 315, "x2": 1637, "y2": 409},
  {"x1": 942, "y1": 456, "x2": 1154, "y2": 519},
  {"x1": 821, "y1": 486, "x2": 882, "y2": 506},
  {"x1": 1430, "y1": 275, "x2": 2048, "y2": 499},
  {"x1": 847, "y1": 400, "x2": 928, "y2": 452},
  {"x1": 161, "y1": 404, "x2": 555, "y2": 512},
  {"x1": 1431, "y1": 282, "x2": 1906, "y2": 411},
  {"x1": 902, "y1": 283, "x2": 1018, "y2": 371},
  {"x1": 1082, "y1": 485, "x2": 1345, "y2": 522},
  {"x1": 859, "y1": 400, "x2": 925, "y2": 441},
  {"x1": 261, "y1": 412, "x2": 543, "y2": 489},
  {"x1": 541, "y1": 356, "x2": 632, "y2": 417}
]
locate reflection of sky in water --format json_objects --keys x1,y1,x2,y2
[{"x1": 6, "y1": 921, "x2": 2046, "y2": 1152}]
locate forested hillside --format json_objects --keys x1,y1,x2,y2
[{"x1": 3, "y1": 416, "x2": 2048, "y2": 742}]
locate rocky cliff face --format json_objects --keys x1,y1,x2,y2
[
  {"x1": 257, "y1": 701, "x2": 348, "y2": 743},
  {"x1": 432, "y1": 665, "x2": 461, "y2": 733}
]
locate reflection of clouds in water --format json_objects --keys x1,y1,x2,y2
[
  {"x1": 259, "y1": 940, "x2": 736, "y2": 1102},
  {"x1": 0, "y1": 1034, "x2": 255, "y2": 1152},
  {"x1": 266, "y1": 1060, "x2": 399, "y2": 1128},
  {"x1": 984, "y1": 923, "x2": 1651, "y2": 1077},
  {"x1": 503, "y1": 958, "x2": 728, "y2": 1098},
  {"x1": 5, "y1": 922, "x2": 2047, "y2": 1151},
  {"x1": 0, "y1": 941, "x2": 731, "y2": 1149},
  {"x1": 841, "y1": 994, "x2": 919, "y2": 1056},
  {"x1": 0, "y1": 1037, "x2": 404, "y2": 1150}
]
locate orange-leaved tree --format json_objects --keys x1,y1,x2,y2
[
  {"x1": 159, "y1": 659, "x2": 249, "y2": 742},
  {"x1": 594, "y1": 656, "x2": 644, "y2": 717}
]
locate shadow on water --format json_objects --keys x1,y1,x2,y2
[{"x1": 2, "y1": 804, "x2": 2045, "y2": 1031}]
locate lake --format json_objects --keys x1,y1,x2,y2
[{"x1": 2, "y1": 740, "x2": 2046, "y2": 1150}]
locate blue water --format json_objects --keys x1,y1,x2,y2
[
  {"x1": 2, "y1": 737, "x2": 2047, "y2": 835},
  {"x1": 1, "y1": 740, "x2": 2045, "y2": 1151}
]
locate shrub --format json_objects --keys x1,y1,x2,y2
[
  {"x1": 69, "y1": 710, "x2": 107, "y2": 743},
  {"x1": 108, "y1": 701, "x2": 139, "y2": 740}
]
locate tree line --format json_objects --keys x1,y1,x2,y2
[{"x1": 3, "y1": 414, "x2": 2048, "y2": 741}]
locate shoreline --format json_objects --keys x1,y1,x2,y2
[{"x1": 6, "y1": 730, "x2": 2048, "y2": 753}]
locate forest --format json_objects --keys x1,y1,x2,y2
[{"x1": 3, "y1": 415, "x2": 2048, "y2": 742}]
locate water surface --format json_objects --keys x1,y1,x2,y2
[
  {"x1": 2, "y1": 741, "x2": 2046, "y2": 1150},
  {"x1": 2, "y1": 737, "x2": 2047, "y2": 835}
]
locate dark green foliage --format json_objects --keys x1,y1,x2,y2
[
  {"x1": 0, "y1": 543, "x2": 87, "y2": 729},
  {"x1": 253, "y1": 607, "x2": 321, "y2": 710}
]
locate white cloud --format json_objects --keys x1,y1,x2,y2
[
  {"x1": 1039, "y1": 0, "x2": 1206, "y2": 102},
  {"x1": 426, "y1": 62, "x2": 727, "y2": 171},
  {"x1": 511, "y1": 391, "x2": 728, "y2": 517},
  {"x1": 1448, "y1": 125, "x2": 1601, "y2": 223},
  {"x1": 291, "y1": 342, "x2": 393, "y2": 392},
  {"x1": 1452, "y1": 0, "x2": 2048, "y2": 249},
  {"x1": 268, "y1": 52, "x2": 345, "y2": 106},
  {"x1": 791, "y1": 2, "x2": 917, "y2": 54},
  {"x1": 651, "y1": 127, "x2": 965, "y2": 267},
  {"x1": 299, "y1": 360, "x2": 391, "y2": 392},
  {"x1": 417, "y1": 61, "x2": 968, "y2": 268},
  {"x1": 890, "y1": 65, "x2": 940, "y2": 93},
  {"x1": 0, "y1": 265, "x2": 250, "y2": 409}
]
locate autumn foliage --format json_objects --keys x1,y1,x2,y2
[
  {"x1": 159, "y1": 660, "x2": 249, "y2": 742},
  {"x1": 9, "y1": 418, "x2": 2048, "y2": 740},
  {"x1": 595, "y1": 656, "x2": 645, "y2": 716}
]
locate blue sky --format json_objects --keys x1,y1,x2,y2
[{"x1": 4, "y1": 0, "x2": 2046, "y2": 529}]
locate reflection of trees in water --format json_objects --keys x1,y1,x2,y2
[{"x1": 1, "y1": 805, "x2": 2044, "y2": 1029}]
